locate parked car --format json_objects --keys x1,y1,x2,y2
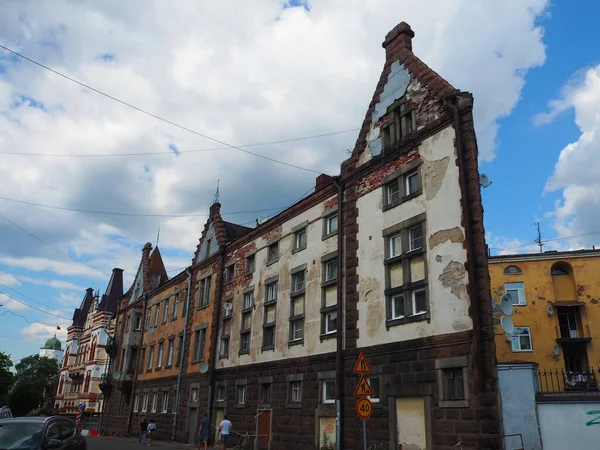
[
  {"x1": 0, "y1": 416, "x2": 86, "y2": 449},
  {"x1": 0, "y1": 406, "x2": 12, "y2": 419}
]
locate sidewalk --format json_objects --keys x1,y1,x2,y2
[{"x1": 92, "y1": 434, "x2": 195, "y2": 449}]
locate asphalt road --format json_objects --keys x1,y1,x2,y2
[{"x1": 86, "y1": 437, "x2": 190, "y2": 450}]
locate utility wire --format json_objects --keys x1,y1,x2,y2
[
  {"x1": 0, "y1": 130, "x2": 359, "y2": 158},
  {"x1": 0, "y1": 281, "x2": 66, "y2": 314},
  {"x1": 0, "y1": 211, "x2": 108, "y2": 277},
  {"x1": 490, "y1": 230, "x2": 600, "y2": 253},
  {"x1": 0, "y1": 195, "x2": 289, "y2": 218},
  {"x1": 0, "y1": 290, "x2": 71, "y2": 320},
  {"x1": 0, "y1": 308, "x2": 63, "y2": 328},
  {"x1": 0, "y1": 43, "x2": 329, "y2": 175}
]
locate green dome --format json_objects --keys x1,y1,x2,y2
[{"x1": 43, "y1": 335, "x2": 62, "y2": 350}]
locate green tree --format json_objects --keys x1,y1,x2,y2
[
  {"x1": 9, "y1": 355, "x2": 59, "y2": 416},
  {"x1": 0, "y1": 351, "x2": 14, "y2": 405}
]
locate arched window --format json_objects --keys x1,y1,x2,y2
[
  {"x1": 551, "y1": 262, "x2": 571, "y2": 275},
  {"x1": 63, "y1": 347, "x2": 70, "y2": 368},
  {"x1": 551, "y1": 261, "x2": 576, "y2": 301},
  {"x1": 58, "y1": 376, "x2": 65, "y2": 395},
  {"x1": 83, "y1": 370, "x2": 92, "y2": 393},
  {"x1": 89, "y1": 338, "x2": 97, "y2": 363},
  {"x1": 504, "y1": 265, "x2": 523, "y2": 275}
]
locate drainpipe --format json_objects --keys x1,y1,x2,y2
[
  {"x1": 448, "y1": 94, "x2": 485, "y2": 391},
  {"x1": 332, "y1": 177, "x2": 344, "y2": 450},
  {"x1": 207, "y1": 245, "x2": 227, "y2": 420},
  {"x1": 127, "y1": 294, "x2": 148, "y2": 435},
  {"x1": 172, "y1": 267, "x2": 193, "y2": 441}
]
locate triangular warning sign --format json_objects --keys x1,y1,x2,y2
[
  {"x1": 353, "y1": 352, "x2": 372, "y2": 374},
  {"x1": 354, "y1": 376, "x2": 374, "y2": 397}
]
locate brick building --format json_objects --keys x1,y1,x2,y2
[{"x1": 102, "y1": 21, "x2": 501, "y2": 449}]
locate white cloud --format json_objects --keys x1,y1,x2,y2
[
  {"x1": 53, "y1": 291, "x2": 83, "y2": 307},
  {"x1": 0, "y1": 271, "x2": 20, "y2": 287},
  {"x1": 539, "y1": 65, "x2": 600, "y2": 247},
  {"x1": 20, "y1": 322, "x2": 68, "y2": 343},
  {"x1": 0, "y1": 0, "x2": 549, "y2": 286},
  {"x1": 0, "y1": 292, "x2": 29, "y2": 311},
  {"x1": 19, "y1": 276, "x2": 85, "y2": 291}
]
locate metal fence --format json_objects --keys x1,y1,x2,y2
[{"x1": 538, "y1": 368, "x2": 599, "y2": 393}]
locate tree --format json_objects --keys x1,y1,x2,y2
[
  {"x1": 0, "y1": 351, "x2": 14, "y2": 405},
  {"x1": 9, "y1": 355, "x2": 59, "y2": 416}
]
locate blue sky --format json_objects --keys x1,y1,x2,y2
[{"x1": 1, "y1": 0, "x2": 599, "y2": 365}]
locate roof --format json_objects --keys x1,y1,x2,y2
[
  {"x1": 71, "y1": 288, "x2": 94, "y2": 328},
  {"x1": 42, "y1": 335, "x2": 62, "y2": 351},
  {"x1": 489, "y1": 248, "x2": 600, "y2": 263},
  {"x1": 148, "y1": 247, "x2": 168, "y2": 288},
  {"x1": 98, "y1": 268, "x2": 124, "y2": 314},
  {"x1": 223, "y1": 221, "x2": 253, "y2": 242}
]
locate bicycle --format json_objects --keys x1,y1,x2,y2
[{"x1": 213, "y1": 430, "x2": 266, "y2": 450}]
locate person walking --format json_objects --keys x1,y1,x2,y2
[
  {"x1": 218, "y1": 415, "x2": 232, "y2": 450},
  {"x1": 147, "y1": 419, "x2": 156, "y2": 446},
  {"x1": 138, "y1": 418, "x2": 148, "y2": 446},
  {"x1": 197, "y1": 413, "x2": 211, "y2": 450}
]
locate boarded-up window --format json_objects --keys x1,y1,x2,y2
[{"x1": 396, "y1": 397, "x2": 427, "y2": 450}]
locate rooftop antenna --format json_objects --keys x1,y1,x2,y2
[
  {"x1": 213, "y1": 179, "x2": 220, "y2": 204},
  {"x1": 156, "y1": 227, "x2": 160, "y2": 248},
  {"x1": 534, "y1": 222, "x2": 544, "y2": 253}
]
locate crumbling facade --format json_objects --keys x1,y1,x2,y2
[{"x1": 101, "y1": 21, "x2": 501, "y2": 450}]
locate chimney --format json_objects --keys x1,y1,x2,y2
[
  {"x1": 382, "y1": 21, "x2": 414, "y2": 53},
  {"x1": 142, "y1": 242, "x2": 152, "y2": 255},
  {"x1": 210, "y1": 202, "x2": 221, "y2": 217},
  {"x1": 315, "y1": 174, "x2": 334, "y2": 191}
]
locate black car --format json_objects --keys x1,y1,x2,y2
[{"x1": 0, "y1": 416, "x2": 86, "y2": 450}]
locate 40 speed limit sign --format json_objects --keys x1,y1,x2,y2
[{"x1": 356, "y1": 398, "x2": 373, "y2": 419}]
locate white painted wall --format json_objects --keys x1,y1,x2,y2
[
  {"x1": 356, "y1": 125, "x2": 473, "y2": 348},
  {"x1": 538, "y1": 401, "x2": 600, "y2": 450},
  {"x1": 218, "y1": 195, "x2": 338, "y2": 368}
]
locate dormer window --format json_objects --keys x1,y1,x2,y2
[{"x1": 381, "y1": 107, "x2": 416, "y2": 150}]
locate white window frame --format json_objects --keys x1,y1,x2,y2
[
  {"x1": 388, "y1": 233, "x2": 402, "y2": 259},
  {"x1": 411, "y1": 288, "x2": 427, "y2": 316},
  {"x1": 163, "y1": 299, "x2": 169, "y2": 322},
  {"x1": 511, "y1": 326, "x2": 532, "y2": 352},
  {"x1": 505, "y1": 282, "x2": 526, "y2": 306},
  {"x1": 216, "y1": 386, "x2": 226, "y2": 402},
  {"x1": 133, "y1": 313, "x2": 142, "y2": 331},
  {"x1": 290, "y1": 381, "x2": 302, "y2": 403},
  {"x1": 324, "y1": 311, "x2": 337, "y2": 334},
  {"x1": 142, "y1": 393, "x2": 149, "y2": 412},
  {"x1": 153, "y1": 303, "x2": 160, "y2": 327},
  {"x1": 172, "y1": 293, "x2": 179, "y2": 318},
  {"x1": 236, "y1": 385, "x2": 246, "y2": 405},
  {"x1": 291, "y1": 320, "x2": 303, "y2": 341},
  {"x1": 325, "y1": 215, "x2": 338, "y2": 235},
  {"x1": 294, "y1": 229, "x2": 307, "y2": 250},
  {"x1": 321, "y1": 380, "x2": 335, "y2": 404},
  {"x1": 324, "y1": 260, "x2": 337, "y2": 282},
  {"x1": 162, "y1": 391, "x2": 169, "y2": 413},
  {"x1": 240, "y1": 332, "x2": 250, "y2": 353},
  {"x1": 243, "y1": 291, "x2": 254, "y2": 310},
  {"x1": 133, "y1": 394, "x2": 140, "y2": 412},
  {"x1": 386, "y1": 181, "x2": 401, "y2": 205},
  {"x1": 408, "y1": 224, "x2": 423, "y2": 251},
  {"x1": 405, "y1": 170, "x2": 419, "y2": 196},
  {"x1": 266, "y1": 282, "x2": 277, "y2": 303},
  {"x1": 156, "y1": 343, "x2": 164, "y2": 368},
  {"x1": 147, "y1": 346, "x2": 154, "y2": 370},
  {"x1": 291, "y1": 272, "x2": 305, "y2": 294},
  {"x1": 391, "y1": 294, "x2": 404, "y2": 320},
  {"x1": 367, "y1": 377, "x2": 380, "y2": 403},
  {"x1": 166, "y1": 340, "x2": 174, "y2": 366},
  {"x1": 199, "y1": 276, "x2": 211, "y2": 307}
]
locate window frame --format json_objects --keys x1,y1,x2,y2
[
  {"x1": 266, "y1": 242, "x2": 279, "y2": 265},
  {"x1": 321, "y1": 379, "x2": 335, "y2": 404},
  {"x1": 172, "y1": 293, "x2": 179, "y2": 319},
  {"x1": 235, "y1": 385, "x2": 246, "y2": 406},
  {"x1": 504, "y1": 282, "x2": 526, "y2": 306},
  {"x1": 504, "y1": 265, "x2": 523, "y2": 275},
  {"x1": 367, "y1": 376, "x2": 381, "y2": 403},
  {"x1": 224, "y1": 264, "x2": 235, "y2": 284},
  {"x1": 147, "y1": 345, "x2": 154, "y2": 371},
  {"x1": 193, "y1": 328, "x2": 207, "y2": 362},
  {"x1": 199, "y1": 276, "x2": 212, "y2": 308},
  {"x1": 162, "y1": 391, "x2": 169, "y2": 413},
  {"x1": 166, "y1": 339, "x2": 174, "y2": 367},
  {"x1": 259, "y1": 382, "x2": 272, "y2": 406},
  {"x1": 382, "y1": 160, "x2": 422, "y2": 211},
  {"x1": 265, "y1": 280, "x2": 278, "y2": 304},
  {"x1": 293, "y1": 228, "x2": 307, "y2": 253},
  {"x1": 133, "y1": 313, "x2": 142, "y2": 331},
  {"x1": 133, "y1": 394, "x2": 140, "y2": 412},
  {"x1": 511, "y1": 326, "x2": 533, "y2": 352},
  {"x1": 153, "y1": 303, "x2": 160, "y2": 327},
  {"x1": 162, "y1": 298, "x2": 170, "y2": 323},
  {"x1": 322, "y1": 213, "x2": 338, "y2": 239},
  {"x1": 245, "y1": 254, "x2": 256, "y2": 274},
  {"x1": 215, "y1": 385, "x2": 226, "y2": 402},
  {"x1": 436, "y1": 356, "x2": 469, "y2": 408},
  {"x1": 156, "y1": 342, "x2": 164, "y2": 369}
]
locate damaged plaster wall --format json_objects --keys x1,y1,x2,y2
[
  {"x1": 355, "y1": 125, "x2": 472, "y2": 348},
  {"x1": 218, "y1": 195, "x2": 338, "y2": 369}
]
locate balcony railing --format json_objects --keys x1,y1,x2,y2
[{"x1": 538, "y1": 368, "x2": 599, "y2": 393}]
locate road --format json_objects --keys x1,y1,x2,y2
[{"x1": 87, "y1": 437, "x2": 191, "y2": 450}]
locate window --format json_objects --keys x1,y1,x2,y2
[
  {"x1": 236, "y1": 385, "x2": 246, "y2": 405},
  {"x1": 321, "y1": 380, "x2": 335, "y2": 404},
  {"x1": 290, "y1": 381, "x2": 302, "y2": 403},
  {"x1": 224, "y1": 265, "x2": 234, "y2": 284},
  {"x1": 367, "y1": 377, "x2": 380, "y2": 403},
  {"x1": 383, "y1": 168, "x2": 421, "y2": 208},
  {"x1": 199, "y1": 276, "x2": 211, "y2": 307},
  {"x1": 290, "y1": 293, "x2": 304, "y2": 343},
  {"x1": 265, "y1": 281, "x2": 278, "y2": 303},
  {"x1": 259, "y1": 383, "x2": 271, "y2": 405},
  {"x1": 243, "y1": 291, "x2": 254, "y2": 310},
  {"x1": 323, "y1": 214, "x2": 338, "y2": 238},
  {"x1": 505, "y1": 282, "x2": 526, "y2": 306},
  {"x1": 504, "y1": 265, "x2": 523, "y2": 275},
  {"x1": 153, "y1": 303, "x2": 160, "y2": 327},
  {"x1": 133, "y1": 313, "x2": 142, "y2": 331},
  {"x1": 191, "y1": 388, "x2": 199, "y2": 402},
  {"x1": 162, "y1": 391, "x2": 169, "y2": 413},
  {"x1": 176, "y1": 335, "x2": 183, "y2": 367},
  {"x1": 139, "y1": 348, "x2": 146, "y2": 372},
  {"x1": 125, "y1": 314, "x2": 130, "y2": 331},
  {"x1": 246, "y1": 254, "x2": 255, "y2": 274},
  {"x1": 172, "y1": 293, "x2": 179, "y2": 318},
  {"x1": 262, "y1": 325, "x2": 275, "y2": 350},
  {"x1": 133, "y1": 394, "x2": 140, "y2": 412},
  {"x1": 219, "y1": 336, "x2": 230, "y2": 358},
  {"x1": 216, "y1": 385, "x2": 226, "y2": 402},
  {"x1": 145, "y1": 307, "x2": 151, "y2": 330},
  {"x1": 163, "y1": 298, "x2": 170, "y2": 322},
  {"x1": 294, "y1": 228, "x2": 307, "y2": 252},
  {"x1": 194, "y1": 329, "x2": 207, "y2": 361},
  {"x1": 142, "y1": 393, "x2": 149, "y2": 412},
  {"x1": 381, "y1": 107, "x2": 415, "y2": 150},
  {"x1": 151, "y1": 393, "x2": 158, "y2": 412},
  {"x1": 384, "y1": 216, "x2": 428, "y2": 325},
  {"x1": 323, "y1": 311, "x2": 337, "y2": 334},
  {"x1": 147, "y1": 346, "x2": 154, "y2": 370},
  {"x1": 290, "y1": 318, "x2": 304, "y2": 342},
  {"x1": 166, "y1": 340, "x2": 174, "y2": 367},
  {"x1": 442, "y1": 368, "x2": 465, "y2": 401},
  {"x1": 551, "y1": 262, "x2": 571, "y2": 275},
  {"x1": 511, "y1": 327, "x2": 532, "y2": 352},
  {"x1": 267, "y1": 243, "x2": 279, "y2": 264},
  {"x1": 324, "y1": 260, "x2": 337, "y2": 283},
  {"x1": 181, "y1": 289, "x2": 187, "y2": 316},
  {"x1": 436, "y1": 356, "x2": 469, "y2": 408},
  {"x1": 291, "y1": 271, "x2": 305, "y2": 294},
  {"x1": 240, "y1": 330, "x2": 251, "y2": 354},
  {"x1": 156, "y1": 343, "x2": 164, "y2": 368}
]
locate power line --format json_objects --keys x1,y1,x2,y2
[
  {"x1": 0, "y1": 43, "x2": 329, "y2": 175},
  {"x1": 0, "y1": 290, "x2": 71, "y2": 320},
  {"x1": 0, "y1": 308, "x2": 62, "y2": 328},
  {"x1": 0, "y1": 195, "x2": 289, "y2": 218},
  {"x1": 0, "y1": 281, "x2": 66, "y2": 314},
  {"x1": 490, "y1": 230, "x2": 600, "y2": 253},
  {"x1": 0, "y1": 129, "x2": 359, "y2": 158},
  {"x1": 0, "y1": 211, "x2": 108, "y2": 277}
]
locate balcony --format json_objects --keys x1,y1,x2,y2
[
  {"x1": 68, "y1": 362, "x2": 87, "y2": 373},
  {"x1": 64, "y1": 392, "x2": 79, "y2": 400},
  {"x1": 538, "y1": 368, "x2": 599, "y2": 395},
  {"x1": 555, "y1": 323, "x2": 592, "y2": 344}
]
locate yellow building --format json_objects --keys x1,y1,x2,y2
[{"x1": 489, "y1": 249, "x2": 600, "y2": 390}]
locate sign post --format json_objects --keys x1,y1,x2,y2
[
  {"x1": 354, "y1": 352, "x2": 372, "y2": 450},
  {"x1": 75, "y1": 403, "x2": 85, "y2": 428}
]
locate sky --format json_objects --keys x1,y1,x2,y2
[{"x1": 0, "y1": 0, "x2": 599, "y2": 365}]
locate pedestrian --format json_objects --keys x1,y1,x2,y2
[
  {"x1": 138, "y1": 418, "x2": 148, "y2": 446},
  {"x1": 218, "y1": 415, "x2": 232, "y2": 450},
  {"x1": 147, "y1": 419, "x2": 156, "y2": 446},
  {"x1": 197, "y1": 413, "x2": 211, "y2": 450}
]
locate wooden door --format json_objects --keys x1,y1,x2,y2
[
  {"x1": 187, "y1": 407, "x2": 198, "y2": 444},
  {"x1": 256, "y1": 410, "x2": 271, "y2": 450}
]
